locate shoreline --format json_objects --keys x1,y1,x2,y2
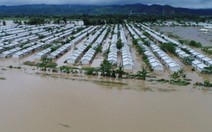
[{"x1": 1, "y1": 61, "x2": 212, "y2": 92}]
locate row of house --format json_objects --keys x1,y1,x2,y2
[
  {"x1": 140, "y1": 23, "x2": 212, "y2": 72},
  {"x1": 34, "y1": 48, "x2": 52, "y2": 59},
  {"x1": 108, "y1": 25, "x2": 118, "y2": 65},
  {"x1": 66, "y1": 26, "x2": 104, "y2": 64},
  {"x1": 12, "y1": 43, "x2": 45, "y2": 58},
  {"x1": 80, "y1": 27, "x2": 108, "y2": 65},
  {"x1": 0, "y1": 47, "x2": 21, "y2": 58},
  {"x1": 127, "y1": 24, "x2": 164, "y2": 72},
  {"x1": 120, "y1": 27, "x2": 134, "y2": 70},
  {"x1": 150, "y1": 43, "x2": 181, "y2": 72}
]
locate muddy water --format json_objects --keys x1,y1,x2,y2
[
  {"x1": 154, "y1": 26, "x2": 212, "y2": 47},
  {"x1": 0, "y1": 69, "x2": 212, "y2": 132}
]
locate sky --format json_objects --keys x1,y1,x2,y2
[{"x1": 0, "y1": 0, "x2": 212, "y2": 8}]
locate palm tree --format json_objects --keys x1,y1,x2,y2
[
  {"x1": 178, "y1": 69, "x2": 186, "y2": 78},
  {"x1": 170, "y1": 72, "x2": 180, "y2": 81},
  {"x1": 204, "y1": 80, "x2": 211, "y2": 87},
  {"x1": 137, "y1": 65, "x2": 149, "y2": 80},
  {"x1": 116, "y1": 64, "x2": 125, "y2": 78}
]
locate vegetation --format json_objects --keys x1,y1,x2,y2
[
  {"x1": 0, "y1": 77, "x2": 6, "y2": 80},
  {"x1": 116, "y1": 65, "x2": 125, "y2": 78},
  {"x1": 132, "y1": 38, "x2": 138, "y2": 45},
  {"x1": 182, "y1": 56, "x2": 194, "y2": 65},
  {"x1": 27, "y1": 17, "x2": 45, "y2": 25},
  {"x1": 202, "y1": 47, "x2": 212, "y2": 55},
  {"x1": 132, "y1": 39, "x2": 152, "y2": 71},
  {"x1": 179, "y1": 39, "x2": 202, "y2": 48},
  {"x1": 116, "y1": 39, "x2": 123, "y2": 50},
  {"x1": 59, "y1": 66, "x2": 72, "y2": 73},
  {"x1": 160, "y1": 43, "x2": 176, "y2": 54},
  {"x1": 169, "y1": 69, "x2": 190, "y2": 86},
  {"x1": 83, "y1": 67, "x2": 98, "y2": 75},
  {"x1": 37, "y1": 57, "x2": 57, "y2": 71},
  {"x1": 23, "y1": 61, "x2": 37, "y2": 66},
  {"x1": 188, "y1": 40, "x2": 202, "y2": 48},
  {"x1": 100, "y1": 59, "x2": 113, "y2": 77},
  {"x1": 194, "y1": 80, "x2": 212, "y2": 88},
  {"x1": 202, "y1": 66, "x2": 212, "y2": 74},
  {"x1": 95, "y1": 45, "x2": 102, "y2": 53},
  {"x1": 180, "y1": 48, "x2": 191, "y2": 55},
  {"x1": 135, "y1": 65, "x2": 149, "y2": 80},
  {"x1": 2, "y1": 20, "x2": 6, "y2": 26}
]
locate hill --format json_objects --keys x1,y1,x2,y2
[{"x1": 0, "y1": 4, "x2": 211, "y2": 15}]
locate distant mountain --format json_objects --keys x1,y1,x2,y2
[{"x1": 0, "y1": 4, "x2": 212, "y2": 15}]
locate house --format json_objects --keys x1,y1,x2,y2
[
  {"x1": 196, "y1": 63, "x2": 207, "y2": 72},
  {"x1": 192, "y1": 60, "x2": 202, "y2": 68},
  {"x1": 167, "y1": 62, "x2": 181, "y2": 72}
]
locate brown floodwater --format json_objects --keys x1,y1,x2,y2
[{"x1": 0, "y1": 68, "x2": 212, "y2": 132}]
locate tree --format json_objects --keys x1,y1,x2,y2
[
  {"x1": 59, "y1": 66, "x2": 71, "y2": 73},
  {"x1": 160, "y1": 43, "x2": 176, "y2": 54},
  {"x1": 111, "y1": 70, "x2": 116, "y2": 78},
  {"x1": 95, "y1": 45, "x2": 102, "y2": 53},
  {"x1": 84, "y1": 67, "x2": 97, "y2": 75},
  {"x1": 2, "y1": 21, "x2": 6, "y2": 26},
  {"x1": 28, "y1": 18, "x2": 45, "y2": 25},
  {"x1": 178, "y1": 69, "x2": 186, "y2": 78},
  {"x1": 202, "y1": 66, "x2": 212, "y2": 74},
  {"x1": 132, "y1": 38, "x2": 138, "y2": 45},
  {"x1": 137, "y1": 65, "x2": 149, "y2": 80},
  {"x1": 100, "y1": 59, "x2": 112, "y2": 77},
  {"x1": 182, "y1": 56, "x2": 194, "y2": 65},
  {"x1": 170, "y1": 72, "x2": 180, "y2": 81},
  {"x1": 37, "y1": 57, "x2": 57, "y2": 71},
  {"x1": 189, "y1": 40, "x2": 202, "y2": 48},
  {"x1": 204, "y1": 80, "x2": 210, "y2": 87},
  {"x1": 116, "y1": 65, "x2": 125, "y2": 78},
  {"x1": 116, "y1": 39, "x2": 123, "y2": 50},
  {"x1": 62, "y1": 17, "x2": 67, "y2": 24}
]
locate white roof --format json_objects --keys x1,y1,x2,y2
[
  {"x1": 192, "y1": 60, "x2": 201, "y2": 65},
  {"x1": 197, "y1": 63, "x2": 207, "y2": 69}
]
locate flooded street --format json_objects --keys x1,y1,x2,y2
[{"x1": 0, "y1": 68, "x2": 212, "y2": 132}]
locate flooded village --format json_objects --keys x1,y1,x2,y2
[{"x1": 0, "y1": 17, "x2": 212, "y2": 132}]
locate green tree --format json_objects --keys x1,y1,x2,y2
[
  {"x1": 37, "y1": 57, "x2": 57, "y2": 71},
  {"x1": 95, "y1": 45, "x2": 102, "y2": 53},
  {"x1": 84, "y1": 67, "x2": 97, "y2": 75},
  {"x1": 182, "y1": 56, "x2": 194, "y2": 65},
  {"x1": 137, "y1": 65, "x2": 149, "y2": 80},
  {"x1": 100, "y1": 59, "x2": 112, "y2": 77},
  {"x1": 203, "y1": 80, "x2": 210, "y2": 87},
  {"x1": 178, "y1": 69, "x2": 186, "y2": 78},
  {"x1": 189, "y1": 40, "x2": 202, "y2": 48},
  {"x1": 116, "y1": 39, "x2": 123, "y2": 50},
  {"x1": 111, "y1": 70, "x2": 116, "y2": 78},
  {"x1": 2, "y1": 21, "x2": 6, "y2": 26},
  {"x1": 160, "y1": 43, "x2": 176, "y2": 54},
  {"x1": 28, "y1": 17, "x2": 45, "y2": 25},
  {"x1": 170, "y1": 72, "x2": 180, "y2": 81},
  {"x1": 116, "y1": 65, "x2": 125, "y2": 78}
]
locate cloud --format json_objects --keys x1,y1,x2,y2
[{"x1": 0, "y1": 0, "x2": 211, "y2": 8}]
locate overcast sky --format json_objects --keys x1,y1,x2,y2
[{"x1": 0, "y1": 0, "x2": 212, "y2": 8}]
